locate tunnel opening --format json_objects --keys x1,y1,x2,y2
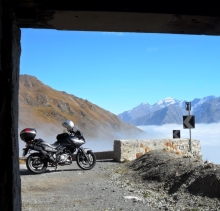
[{"x1": 1, "y1": 1, "x2": 220, "y2": 210}]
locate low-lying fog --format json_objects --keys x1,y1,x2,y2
[
  {"x1": 138, "y1": 123, "x2": 220, "y2": 164},
  {"x1": 18, "y1": 123, "x2": 220, "y2": 164}
]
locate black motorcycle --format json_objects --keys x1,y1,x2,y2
[{"x1": 20, "y1": 123, "x2": 96, "y2": 174}]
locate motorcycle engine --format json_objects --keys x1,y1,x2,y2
[{"x1": 56, "y1": 153, "x2": 72, "y2": 165}]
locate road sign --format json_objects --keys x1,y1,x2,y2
[
  {"x1": 173, "y1": 130, "x2": 180, "y2": 138},
  {"x1": 185, "y1": 102, "x2": 191, "y2": 111},
  {"x1": 183, "y1": 115, "x2": 195, "y2": 129}
]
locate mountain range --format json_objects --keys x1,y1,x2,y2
[
  {"x1": 118, "y1": 96, "x2": 220, "y2": 126},
  {"x1": 19, "y1": 74, "x2": 220, "y2": 139},
  {"x1": 19, "y1": 74, "x2": 142, "y2": 141}
]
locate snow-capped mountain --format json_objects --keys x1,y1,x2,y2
[
  {"x1": 118, "y1": 96, "x2": 220, "y2": 125},
  {"x1": 191, "y1": 96, "x2": 216, "y2": 113},
  {"x1": 156, "y1": 97, "x2": 180, "y2": 107},
  {"x1": 118, "y1": 97, "x2": 185, "y2": 123},
  {"x1": 118, "y1": 102, "x2": 151, "y2": 123}
]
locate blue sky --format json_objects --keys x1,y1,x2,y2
[
  {"x1": 20, "y1": 29, "x2": 220, "y2": 163},
  {"x1": 20, "y1": 29, "x2": 220, "y2": 115}
]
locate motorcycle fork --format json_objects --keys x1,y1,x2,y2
[{"x1": 79, "y1": 147, "x2": 91, "y2": 162}]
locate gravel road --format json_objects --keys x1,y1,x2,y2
[
  {"x1": 20, "y1": 160, "x2": 155, "y2": 211},
  {"x1": 20, "y1": 151, "x2": 220, "y2": 211}
]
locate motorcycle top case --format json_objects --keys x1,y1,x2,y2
[{"x1": 20, "y1": 128, "x2": 37, "y2": 142}]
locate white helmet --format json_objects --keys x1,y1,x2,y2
[{"x1": 62, "y1": 120, "x2": 74, "y2": 131}]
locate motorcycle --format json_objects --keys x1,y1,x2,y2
[{"x1": 20, "y1": 120, "x2": 96, "y2": 174}]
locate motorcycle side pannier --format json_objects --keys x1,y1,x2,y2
[{"x1": 20, "y1": 128, "x2": 37, "y2": 142}]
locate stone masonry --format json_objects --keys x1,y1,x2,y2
[{"x1": 113, "y1": 139, "x2": 202, "y2": 162}]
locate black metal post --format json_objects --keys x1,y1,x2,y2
[{"x1": 189, "y1": 110, "x2": 192, "y2": 152}]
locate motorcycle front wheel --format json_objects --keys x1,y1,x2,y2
[
  {"x1": 26, "y1": 153, "x2": 48, "y2": 174},
  {"x1": 76, "y1": 151, "x2": 96, "y2": 170}
]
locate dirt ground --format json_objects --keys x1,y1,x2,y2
[{"x1": 20, "y1": 150, "x2": 220, "y2": 211}]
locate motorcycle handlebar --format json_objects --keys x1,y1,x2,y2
[{"x1": 68, "y1": 129, "x2": 75, "y2": 134}]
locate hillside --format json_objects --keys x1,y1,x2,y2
[{"x1": 19, "y1": 74, "x2": 142, "y2": 141}]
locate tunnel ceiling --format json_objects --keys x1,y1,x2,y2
[{"x1": 16, "y1": 0, "x2": 220, "y2": 35}]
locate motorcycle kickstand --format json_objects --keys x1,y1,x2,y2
[{"x1": 54, "y1": 163, "x2": 58, "y2": 172}]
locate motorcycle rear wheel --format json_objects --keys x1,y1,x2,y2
[
  {"x1": 26, "y1": 153, "x2": 48, "y2": 174},
  {"x1": 76, "y1": 151, "x2": 96, "y2": 170}
]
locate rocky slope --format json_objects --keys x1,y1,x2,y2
[
  {"x1": 19, "y1": 74, "x2": 142, "y2": 140},
  {"x1": 115, "y1": 150, "x2": 220, "y2": 210}
]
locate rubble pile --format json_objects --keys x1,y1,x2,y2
[{"x1": 110, "y1": 150, "x2": 220, "y2": 210}]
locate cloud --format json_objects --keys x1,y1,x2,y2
[
  {"x1": 18, "y1": 122, "x2": 220, "y2": 164},
  {"x1": 18, "y1": 123, "x2": 62, "y2": 157},
  {"x1": 138, "y1": 123, "x2": 220, "y2": 164},
  {"x1": 18, "y1": 123, "x2": 137, "y2": 156},
  {"x1": 138, "y1": 123, "x2": 220, "y2": 146}
]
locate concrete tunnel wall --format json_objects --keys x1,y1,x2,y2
[
  {"x1": 0, "y1": 0, "x2": 21, "y2": 210},
  {"x1": 0, "y1": 1, "x2": 219, "y2": 210}
]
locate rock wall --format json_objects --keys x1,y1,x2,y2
[{"x1": 113, "y1": 139, "x2": 202, "y2": 162}]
